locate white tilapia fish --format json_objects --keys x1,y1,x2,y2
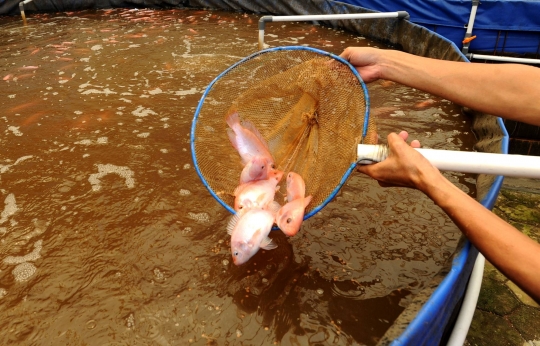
[{"x1": 227, "y1": 204, "x2": 277, "y2": 265}]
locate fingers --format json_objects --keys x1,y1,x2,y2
[{"x1": 411, "y1": 139, "x2": 421, "y2": 148}]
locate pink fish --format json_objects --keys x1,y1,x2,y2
[
  {"x1": 285, "y1": 172, "x2": 306, "y2": 202},
  {"x1": 234, "y1": 170, "x2": 283, "y2": 211},
  {"x1": 227, "y1": 204, "x2": 277, "y2": 265},
  {"x1": 18, "y1": 66, "x2": 39, "y2": 70},
  {"x1": 226, "y1": 112, "x2": 275, "y2": 166},
  {"x1": 239, "y1": 156, "x2": 268, "y2": 185},
  {"x1": 275, "y1": 195, "x2": 312, "y2": 237},
  {"x1": 414, "y1": 99, "x2": 436, "y2": 109},
  {"x1": 3, "y1": 74, "x2": 13, "y2": 81}
]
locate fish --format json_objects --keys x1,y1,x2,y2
[
  {"x1": 414, "y1": 99, "x2": 436, "y2": 109},
  {"x1": 226, "y1": 112, "x2": 275, "y2": 166},
  {"x1": 239, "y1": 156, "x2": 268, "y2": 185},
  {"x1": 275, "y1": 195, "x2": 312, "y2": 237},
  {"x1": 285, "y1": 172, "x2": 306, "y2": 202},
  {"x1": 234, "y1": 170, "x2": 283, "y2": 211},
  {"x1": 228, "y1": 204, "x2": 277, "y2": 265}
]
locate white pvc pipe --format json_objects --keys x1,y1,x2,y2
[
  {"x1": 258, "y1": 12, "x2": 409, "y2": 50},
  {"x1": 269, "y1": 13, "x2": 406, "y2": 22},
  {"x1": 446, "y1": 253, "x2": 485, "y2": 346},
  {"x1": 468, "y1": 53, "x2": 540, "y2": 65},
  {"x1": 357, "y1": 144, "x2": 540, "y2": 178}
]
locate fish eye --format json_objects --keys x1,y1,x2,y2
[
  {"x1": 271, "y1": 164, "x2": 276, "y2": 169},
  {"x1": 239, "y1": 205, "x2": 243, "y2": 209},
  {"x1": 286, "y1": 218, "x2": 292, "y2": 223},
  {"x1": 233, "y1": 251, "x2": 239, "y2": 256},
  {"x1": 261, "y1": 165, "x2": 265, "y2": 169}
]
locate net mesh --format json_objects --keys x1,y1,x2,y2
[{"x1": 193, "y1": 48, "x2": 377, "y2": 215}]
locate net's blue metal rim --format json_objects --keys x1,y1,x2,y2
[{"x1": 191, "y1": 45, "x2": 370, "y2": 222}]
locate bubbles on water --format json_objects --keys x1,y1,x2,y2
[
  {"x1": 316, "y1": 288, "x2": 324, "y2": 295},
  {"x1": 126, "y1": 313, "x2": 135, "y2": 328},
  {"x1": 12, "y1": 262, "x2": 37, "y2": 282},
  {"x1": 7, "y1": 126, "x2": 23, "y2": 136},
  {"x1": 183, "y1": 164, "x2": 191, "y2": 169},
  {"x1": 91, "y1": 44, "x2": 103, "y2": 51},
  {"x1": 88, "y1": 163, "x2": 135, "y2": 191},
  {"x1": 3, "y1": 240, "x2": 43, "y2": 264},
  {"x1": 187, "y1": 212, "x2": 209, "y2": 223},
  {"x1": 75, "y1": 137, "x2": 108, "y2": 145},
  {"x1": 132, "y1": 105, "x2": 157, "y2": 117},
  {"x1": 179, "y1": 189, "x2": 191, "y2": 196},
  {"x1": 148, "y1": 88, "x2": 163, "y2": 95},
  {"x1": 0, "y1": 193, "x2": 18, "y2": 225},
  {"x1": 137, "y1": 132, "x2": 150, "y2": 138},
  {"x1": 153, "y1": 268, "x2": 164, "y2": 280},
  {"x1": 0, "y1": 288, "x2": 6, "y2": 299},
  {"x1": 0, "y1": 155, "x2": 33, "y2": 174},
  {"x1": 160, "y1": 149, "x2": 168, "y2": 153}
]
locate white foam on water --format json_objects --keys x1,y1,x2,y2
[
  {"x1": 0, "y1": 194, "x2": 17, "y2": 225},
  {"x1": 148, "y1": 88, "x2": 162, "y2": 95},
  {"x1": 12, "y1": 262, "x2": 37, "y2": 282},
  {"x1": 119, "y1": 98, "x2": 132, "y2": 103},
  {"x1": 132, "y1": 105, "x2": 157, "y2": 117},
  {"x1": 0, "y1": 155, "x2": 32, "y2": 174},
  {"x1": 8, "y1": 95, "x2": 15, "y2": 99},
  {"x1": 160, "y1": 149, "x2": 168, "y2": 153},
  {"x1": 74, "y1": 110, "x2": 83, "y2": 115},
  {"x1": 88, "y1": 164, "x2": 135, "y2": 191},
  {"x1": 187, "y1": 212, "x2": 209, "y2": 223},
  {"x1": 179, "y1": 189, "x2": 190, "y2": 196},
  {"x1": 173, "y1": 88, "x2": 198, "y2": 96},
  {"x1": 3, "y1": 240, "x2": 43, "y2": 264},
  {"x1": 137, "y1": 133, "x2": 149, "y2": 138},
  {"x1": 75, "y1": 137, "x2": 108, "y2": 145},
  {"x1": 183, "y1": 164, "x2": 190, "y2": 170},
  {"x1": 0, "y1": 288, "x2": 6, "y2": 299},
  {"x1": 81, "y1": 88, "x2": 116, "y2": 95},
  {"x1": 91, "y1": 45, "x2": 103, "y2": 51},
  {"x1": 8, "y1": 126, "x2": 23, "y2": 136},
  {"x1": 80, "y1": 58, "x2": 90, "y2": 62}
]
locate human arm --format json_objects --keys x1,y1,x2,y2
[
  {"x1": 340, "y1": 47, "x2": 540, "y2": 126},
  {"x1": 358, "y1": 132, "x2": 540, "y2": 303}
]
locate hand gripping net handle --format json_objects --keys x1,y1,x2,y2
[{"x1": 191, "y1": 46, "x2": 376, "y2": 218}]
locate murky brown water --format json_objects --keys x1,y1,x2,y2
[{"x1": 0, "y1": 9, "x2": 477, "y2": 345}]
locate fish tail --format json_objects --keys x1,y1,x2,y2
[{"x1": 225, "y1": 111, "x2": 240, "y2": 129}]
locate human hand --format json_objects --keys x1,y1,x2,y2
[
  {"x1": 339, "y1": 47, "x2": 385, "y2": 83},
  {"x1": 357, "y1": 131, "x2": 440, "y2": 192}
]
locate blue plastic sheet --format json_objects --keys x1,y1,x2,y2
[{"x1": 340, "y1": 0, "x2": 540, "y2": 54}]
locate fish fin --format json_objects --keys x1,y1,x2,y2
[
  {"x1": 225, "y1": 111, "x2": 240, "y2": 128},
  {"x1": 242, "y1": 120, "x2": 270, "y2": 149},
  {"x1": 226, "y1": 128, "x2": 239, "y2": 151},
  {"x1": 227, "y1": 213, "x2": 240, "y2": 235},
  {"x1": 268, "y1": 201, "x2": 281, "y2": 215},
  {"x1": 260, "y1": 237, "x2": 277, "y2": 250},
  {"x1": 304, "y1": 195, "x2": 313, "y2": 208}
]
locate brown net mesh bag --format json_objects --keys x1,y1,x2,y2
[{"x1": 192, "y1": 47, "x2": 377, "y2": 217}]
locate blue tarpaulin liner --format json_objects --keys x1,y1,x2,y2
[
  {"x1": 340, "y1": 0, "x2": 540, "y2": 54},
  {"x1": 0, "y1": 0, "x2": 510, "y2": 344}
]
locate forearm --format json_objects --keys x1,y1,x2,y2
[
  {"x1": 421, "y1": 173, "x2": 540, "y2": 302},
  {"x1": 379, "y1": 50, "x2": 540, "y2": 125}
]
